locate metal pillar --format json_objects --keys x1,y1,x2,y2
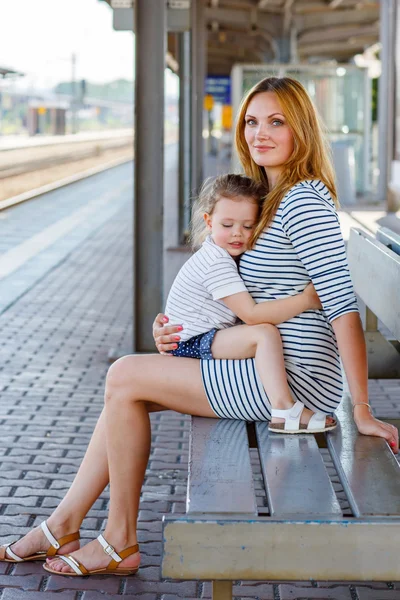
[
  {"x1": 191, "y1": 0, "x2": 206, "y2": 195},
  {"x1": 377, "y1": 0, "x2": 396, "y2": 203},
  {"x1": 178, "y1": 31, "x2": 192, "y2": 242},
  {"x1": 134, "y1": 0, "x2": 166, "y2": 352},
  {"x1": 71, "y1": 53, "x2": 77, "y2": 134}
]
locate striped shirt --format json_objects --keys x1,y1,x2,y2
[
  {"x1": 165, "y1": 236, "x2": 247, "y2": 341},
  {"x1": 201, "y1": 179, "x2": 359, "y2": 420}
]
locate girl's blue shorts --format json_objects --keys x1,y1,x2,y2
[{"x1": 170, "y1": 328, "x2": 218, "y2": 360}]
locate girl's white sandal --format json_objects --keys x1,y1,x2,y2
[{"x1": 268, "y1": 400, "x2": 337, "y2": 434}]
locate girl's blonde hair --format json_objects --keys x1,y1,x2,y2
[
  {"x1": 189, "y1": 173, "x2": 267, "y2": 250},
  {"x1": 235, "y1": 76, "x2": 338, "y2": 246}
]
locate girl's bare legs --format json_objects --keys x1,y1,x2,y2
[
  {"x1": 211, "y1": 324, "x2": 335, "y2": 426},
  {"x1": 47, "y1": 354, "x2": 216, "y2": 573}
]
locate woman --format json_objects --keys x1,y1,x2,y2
[{"x1": 1, "y1": 77, "x2": 398, "y2": 576}]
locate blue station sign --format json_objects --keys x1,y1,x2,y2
[{"x1": 205, "y1": 76, "x2": 231, "y2": 105}]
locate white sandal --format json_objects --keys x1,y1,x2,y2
[
  {"x1": 0, "y1": 520, "x2": 80, "y2": 563},
  {"x1": 268, "y1": 400, "x2": 337, "y2": 434}
]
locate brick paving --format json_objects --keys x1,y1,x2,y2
[{"x1": 0, "y1": 176, "x2": 400, "y2": 598}]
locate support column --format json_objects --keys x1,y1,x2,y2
[
  {"x1": 133, "y1": 0, "x2": 166, "y2": 351},
  {"x1": 191, "y1": 0, "x2": 206, "y2": 195},
  {"x1": 377, "y1": 0, "x2": 396, "y2": 204},
  {"x1": 178, "y1": 31, "x2": 192, "y2": 242}
]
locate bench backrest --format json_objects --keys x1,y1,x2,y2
[{"x1": 347, "y1": 227, "x2": 400, "y2": 341}]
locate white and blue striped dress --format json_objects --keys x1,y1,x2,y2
[{"x1": 201, "y1": 179, "x2": 359, "y2": 421}]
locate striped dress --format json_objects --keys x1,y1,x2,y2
[{"x1": 201, "y1": 179, "x2": 359, "y2": 421}]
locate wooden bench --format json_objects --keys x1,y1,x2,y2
[{"x1": 161, "y1": 226, "x2": 400, "y2": 599}]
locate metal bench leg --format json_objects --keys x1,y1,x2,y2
[{"x1": 212, "y1": 580, "x2": 232, "y2": 600}]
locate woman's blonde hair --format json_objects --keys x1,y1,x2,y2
[
  {"x1": 235, "y1": 76, "x2": 338, "y2": 245},
  {"x1": 189, "y1": 173, "x2": 267, "y2": 250}
]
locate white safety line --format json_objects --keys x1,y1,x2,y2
[{"x1": 0, "y1": 182, "x2": 130, "y2": 280}]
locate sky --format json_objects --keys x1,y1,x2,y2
[{"x1": 0, "y1": 0, "x2": 135, "y2": 88}]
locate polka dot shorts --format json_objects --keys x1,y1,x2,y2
[{"x1": 170, "y1": 328, "x2": 218, "y2": 360}]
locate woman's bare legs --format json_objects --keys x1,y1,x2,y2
[
  {"x1": 7, "y1": 366, "x2": 175, "y2": 561},
  {"x1": 8, "y1": 408, "x2": 111, "y2": 559},
  {"x1": 46, "y1": 354, "x2": 216, "y2": 573}
]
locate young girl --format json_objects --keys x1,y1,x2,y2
[{"x1": 165, "y1": 173, "x2": 335, "y2": 433}]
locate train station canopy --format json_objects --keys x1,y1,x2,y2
[{"x1": 102, "y1": 0, "x2": 380, "y2": 74}]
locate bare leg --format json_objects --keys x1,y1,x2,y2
[
  {"x1": 48, "y1": 354, "x2": 216, "y2": 573},
  {"x1": 212, "y1": 325, "x2": 335, "y2": 426},
  {"x1": 8, "y1": 406, "x2": 111, "y2": 558},
  {"x1": 8, "y1": 396, "x2": 167, "y2": 561}
]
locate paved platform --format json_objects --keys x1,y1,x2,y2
[{"x1": 0, "y1": 167, "x2": 400, "y2": 598}]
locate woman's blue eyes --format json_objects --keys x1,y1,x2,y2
[{"x1": 245, "y1": 119, "x2": 283, "y2": 126}]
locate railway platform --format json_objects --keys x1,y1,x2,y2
[{"x1": 0, "y1": 164, "x2": 400, "y2": 599}]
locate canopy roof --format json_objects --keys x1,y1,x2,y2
[
  {"x1": 204, "y1": 0, "x2": 379, "y2": 73},
  {"x1": 102, "y1": 0, "x2": 379, "y2": 74}
]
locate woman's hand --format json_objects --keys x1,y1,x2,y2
[
  {"x1": 152, "y1": 313, "x2": 183, "y2": 355},
  {"x1": 354, "y1": 405, "x2": 399, "y2": 454},
  {"x1": 302, "y1": 282, "x2": 322, "y2": 310}
]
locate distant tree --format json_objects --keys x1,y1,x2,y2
[{"x1": 54, "y1": 79, "x2": 133, "y2": 103}]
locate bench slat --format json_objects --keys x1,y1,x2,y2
[
  {"x1": 348, "y1": 228, "x2": 400, "y2": 341},
  {"x1": 256, "y1": 422, "x2": 342, "y2": 518},
  {"x1": 328, "y1": 395, "x2": 400, "y2": 517},
  {"x1": 187, "y1": 417, "x2": 257, "y2": 516}
]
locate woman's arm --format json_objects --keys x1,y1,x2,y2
[
  {"x1": 332, "y1": 312, "x2": 399, "y2": 452},
  {"x1": 280, "y1": 188, "x2": 398, "y2": 451},
  {"x1": 221, "y1": 283, "x2": 321, "y2": 325}
]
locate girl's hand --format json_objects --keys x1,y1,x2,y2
[
  {"x1": 354, "y1": 406, "x2": 399, "y2": 454},
  {"x1": 152, "y1": 313, "x2": 183, "y2": 355},
  {"x1": 302, "y1": 282, "x2": 322, "y2": 310}
]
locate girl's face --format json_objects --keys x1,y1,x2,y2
[
  {"x1": 244, "y1": 91, "x2": 294, "y2": 179},
  {"x1": 204, "y1": 196, "x2": 259, "y2": 257}
]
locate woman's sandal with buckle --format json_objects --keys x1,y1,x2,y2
[
  {"x1": 268, "y1": 400, "x2": 337, "y2": 434},
  {"x1": 0, "y1": 521, "x2": 80, "y2": 563},
  {"x1": 42, "y1": 533, "x2": 139, "y2": 577}
]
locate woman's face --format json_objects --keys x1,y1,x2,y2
[{"x1": 244, "y1": 91, "x2": 294, "y2": 174}]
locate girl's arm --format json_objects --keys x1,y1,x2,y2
[
  {"x1": 221, "y1": 282, "x2": 321, "y2": 326},
  {"x1": 332, "y1": 312, "x2": 398, "y2": 452}
]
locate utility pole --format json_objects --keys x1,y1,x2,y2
[{"x1": 71, "y1": 53, "x2": 77, "y2": 134}]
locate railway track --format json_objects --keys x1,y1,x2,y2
[{"x1": 0, "y1": 134, "x2": 133, "y2": 180}]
